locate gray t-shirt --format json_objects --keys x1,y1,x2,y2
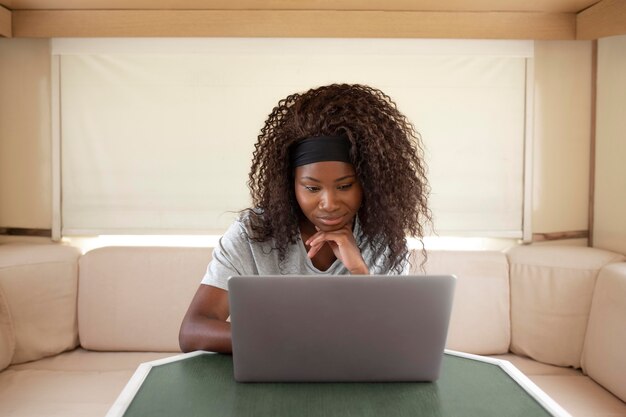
[{"x1": 201, "y1": 212, "x2": 404, "y2": 290}]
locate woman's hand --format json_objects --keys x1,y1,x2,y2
[{"x1": 305, "y1": 224, "x2": 369, "y2": 274}]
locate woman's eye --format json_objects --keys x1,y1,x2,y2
[
  {"x1": 305, "y1": 186, "x2": 320, "y2": 192},
  {"x1": 338, "y1": 183, "x2": 353, "y2": 191}
]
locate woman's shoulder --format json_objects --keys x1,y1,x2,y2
[
  {"x1": 219, "y1": 208, "x2": 268, "y2": 245},
  {"x1": 235, "y1": 208, "x2": 265, "y2": 231}
]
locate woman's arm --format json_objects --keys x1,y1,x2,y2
[{"x1": 179, "y1": 284, "x2": 232, "y2": 353}]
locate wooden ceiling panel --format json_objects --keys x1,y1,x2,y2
[
  {"x1": 0, "y1": 5, "x2": 11, "y2": 37},
  {"x1": 577, "y1": 0, "x2": 626, "y2": 39},
  {"x1": 3, "y1": 0, "x2": 623, "y2": 39},
  {"x1": 11, "y1": 9, "x2": 576, "y2": 39}
]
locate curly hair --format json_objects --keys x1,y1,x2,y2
[{"x1": 246, "y1": 83, "x2": 431, "y2": 273}]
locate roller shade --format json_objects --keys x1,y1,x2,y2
[{"x1": 54, "y1": 38, "x2": 531, "y2": 237}]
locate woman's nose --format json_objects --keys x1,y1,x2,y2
[{"x1": 319, "y1": 190, "x2": 340, "y2": 211}]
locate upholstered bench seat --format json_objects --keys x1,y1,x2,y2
[{"x1": 1, "y1": 243, "x2": 625, "y2": 416}]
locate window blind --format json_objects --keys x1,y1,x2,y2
[{"x1": 53, "y1": 38, "x2": 532, "y2": 237}]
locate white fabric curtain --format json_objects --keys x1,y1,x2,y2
[{"x1": 54, "y1": 38, "x2": 532, "y2": 237}]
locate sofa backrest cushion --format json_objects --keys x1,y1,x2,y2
[
  {"x1": 581, "y1": 262, "x2": 626, "y2": 402},
  {"x1": 0, "y1": 284, "x2": 14, "y2": 371},
  {"x1": 0, "y1": 243, "x2": 81, "y2": 365},
  {"x1": 410, "y1": 250, "x2": 510, "y2": 355},
  {"x1": 507, "y1": 245, "x2": 624, "y2": 368},
  {"x1": 78, "y1": 246, "x2": 211, "y2": 351}
]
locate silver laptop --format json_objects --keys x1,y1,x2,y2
[{"x1": 228, "y1": 274, "x2": 456, "y2": 382}]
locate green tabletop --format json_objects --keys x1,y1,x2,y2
[{"x1": 118, "y1": 353, "x2": 560, "y2": 417}]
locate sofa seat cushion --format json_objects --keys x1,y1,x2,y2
[
  {"x1": 489, "y1": 353, "x2": 626, "y2": 417},
  {"x1": 7, "y1": 348, "x2": 174, "y2": 372},
  {"x1": 0, "y1": 349, "x2": 173, "y2": 417},
  {"x1": 489, "y1": 353, "x2": 582, "y2": 376},
  {"x1": 530, "y1": 375, "x2": 626, "y2": 417}
]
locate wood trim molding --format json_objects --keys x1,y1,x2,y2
[
  {"x1": 12, "y1": 10, "x2": 576, "y2": 39},
  {"x1": 588, "y1": 40, "x2": 597, "y2": 247},
  {"x1": 532, "y1": 230, "x2": 589, "y2": 242},
  {"x1": 577, "y1": 0, "x2": 626, "y2": 39},
  {"x1": 0, "y1": 0, "x2": 599, "y2": 13},
  {"x1": 0, "y1": 5, "x2": 11, "y2": 37},
  {"x1": 0, "y1": 227, "x2": 52, "y2": 237}
]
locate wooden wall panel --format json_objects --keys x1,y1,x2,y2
[
  {"x1": 532, "y1": 41, "x2": 593, "y2": 237},
  {"x1": 0, "y1": 39, "x2": 52, "y2": 229},
  {"x1": 12, "y1": 10, "x2": 576, "y2": 39},
  {"x1": 577, "y1": 0, "x2": 626, "y2": 40},
  {"x1": 0, "y1": 5, "x2": 11, "y2": 37},
  {"x1": 593, "y1": 35, "x2": 626, "y2": 254}
]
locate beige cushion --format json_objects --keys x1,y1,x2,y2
[
  {"x1": 488, "y1": 354, "x2": 626, "y2": 417},
  {"x1": 489, "y1": 353, "x2": 582, "y2": 376},
  {"x1": 508, "y1": 245, "x2": 624, "y2": 368},
  {"x1": 529, "y1": 375, "x2": 626, "y2": 417},
  {"x1": 0, "y1": 244, "x2": 81, "y2": 364},
  {"x1": 0, "y1": 349, "x2": 173, "y2": 417},
  {"x1": 581, "y1": 263, "x2": 626, "y2": 402},
  {"x1": 0, "y1": 285, "x2": 15, "y2": 370},
  {"x1": 78, "y1": 246, "x2": 211, "y2": 351},
  {"x1": 8, "y1": 348, "x2": 173, "y2": 372},
  {"x1": 410, "y1": 250, "x2": 510, "y2": 355}
]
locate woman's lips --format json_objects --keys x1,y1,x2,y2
[{"x1": 318, "y1": 215, "x2": 345, "y2": 226}]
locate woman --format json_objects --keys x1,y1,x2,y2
[{"x1": 179, "y1": 83, "x2": 431, "y2": 353}]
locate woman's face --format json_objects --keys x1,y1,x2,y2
[{"x1": 294, "y1": 161, "x2": 363, "y2": 233}]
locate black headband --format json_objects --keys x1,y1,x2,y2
[{"x1": 290, "y1": 135, "x2": 352, "y2": 168}]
